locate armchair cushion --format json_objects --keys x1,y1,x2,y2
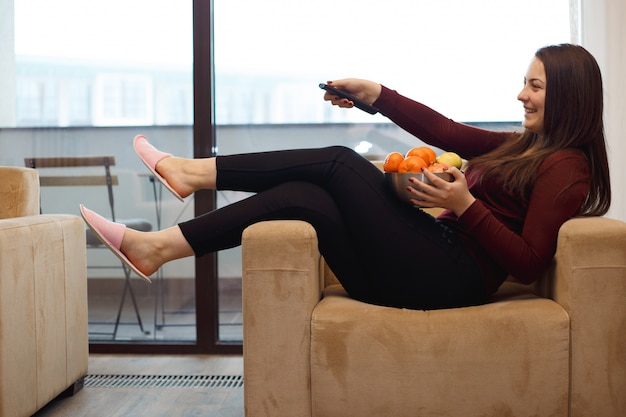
[{"x1": 311, "y1": 283, "x2": 569, "y2": 417}]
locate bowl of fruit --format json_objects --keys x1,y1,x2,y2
[{"x1": 383, "y1": 147, "x2": 461, "y2": 203}]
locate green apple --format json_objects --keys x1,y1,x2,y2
[{"x1": 436, "y1": 152, "x2": 463, "y2": 169}]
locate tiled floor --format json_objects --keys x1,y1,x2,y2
[{"x1": 33, "y1": 355, "x2": 245, "y2": 417}]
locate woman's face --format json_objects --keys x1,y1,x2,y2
[{"x1": 518, "y1": 57, "x2": 546, "y2": 134}]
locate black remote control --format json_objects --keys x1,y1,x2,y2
[{"x1": 319, "y1": 83, "x2": 379, "y2": 115}]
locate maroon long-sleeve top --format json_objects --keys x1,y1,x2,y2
[{"x1": 374, "y1": 86, "x2": 590, "y2": 294}]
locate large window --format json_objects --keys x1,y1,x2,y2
[{"x1": 1, "y1": 0, "x2": 572, "y2": 349}]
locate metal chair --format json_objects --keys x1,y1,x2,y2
[{"x1": 25, "y1": 156, "x2": 152, "y2": 340}]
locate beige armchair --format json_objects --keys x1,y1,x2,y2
[
  {"x1": 242, "y1": 215, "x2": 626, "y2": 417},
  {"x1": 0, "y1": 167, "x2": 88, "y2": 417}
]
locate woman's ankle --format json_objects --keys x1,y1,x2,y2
[
  {"x1": 121, "y1": 230, "x2": 162, "y2": 277},
  {"x1": 172, "y1": 157, "x2": 217, "y2": 191},
  {"x1": 156, "y1": 157, "x2": 197, "y2": 197}
]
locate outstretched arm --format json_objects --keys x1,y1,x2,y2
[{"x1": 372, "y1": 85, "x2": 512, "y2": 159}]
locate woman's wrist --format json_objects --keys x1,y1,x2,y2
[
  {"x1": 454, "y1": 196, "x2": 477, "y2": 217},
  {"x1": 367, "y1": 82, "x2": 383, "y2": 104}
]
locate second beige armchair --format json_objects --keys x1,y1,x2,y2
[{"x1": 242, "y1": 216, "x2": 626, "y2": 417}]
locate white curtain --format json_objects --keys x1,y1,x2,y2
[{"x1": 580, "y1": 0, "x2": 626, "y2": 221}]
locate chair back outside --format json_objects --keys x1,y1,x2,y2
[
  {"x1": 24, "y1": 156, "x2": 153, "y2": 339},
  {"x1": 24, "y1": 156, "x2": 119, "y2": 221}
]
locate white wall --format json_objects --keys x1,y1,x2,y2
[
  {"x1": 581, "y1": 0, "x2": 626, "y2": 221},
  {"x1": 0, "y1": 0, "x2": 16, "y2": 127}
]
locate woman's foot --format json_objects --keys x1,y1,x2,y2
[
  {"x1": 133, "y1": 134, "x2": 217, "y2": 198},
  {"x1": 80, "y1": 205, "x2": 195, "y2": 282},
  {"x1": 133, "y1": 134, "x2": 184, "y2": 201},
  {"x1": 80, "y1": 205, "x2": 153, "y2": 282}
]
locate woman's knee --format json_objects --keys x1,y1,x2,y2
[
  {"x1": 326, "y1": 145, "x2": 360, "y2": 161},
  {"x1": 271, "y1": 181, "x2": 335, "y2": 207}
]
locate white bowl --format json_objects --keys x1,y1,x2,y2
[{"x1": 385, "y1": 172, "x2": 453, "y2": 202}]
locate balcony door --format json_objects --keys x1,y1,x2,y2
[{"x1": 1, "y1": 0, "x2": 238, "y2": 353}]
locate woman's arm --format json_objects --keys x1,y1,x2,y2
[
  {"x1": 324, "y1": 80, "x2": 513, "y2": 158},
  {"x1": 373, "y1": 86, "x2": 513, "y2": 159}
]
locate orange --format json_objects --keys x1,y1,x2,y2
[
  {"x1": 418, "y1": 146, "x2": 437, "y2": 164},
  {"x1": 425, "y1": 162, "x2": 450, "y2": 173},
  {"x1": 383, "y1": 152, "x2": 405, "y2": 172},
  {"x1": 397, "y1": 156, "x2": 428, "y2": 173},
  {"x1": 405, "y1": 147, "x2": 435, "y2": 165}
]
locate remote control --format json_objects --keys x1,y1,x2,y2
[{"x1": 319, "y1": 83, "x2": 379, "y2": 115}]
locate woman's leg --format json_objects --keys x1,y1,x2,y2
[
  {"x1": 177, "y1": 177, "x2": 484, "y2": 309},
  {"x1": 157, "y1": 145, "x2": 409, "y2": 252},
  {"x1": 181, "y1": 181, "x2": 379, "y2": 302},
  {"x1": 109, "y1": 146, "x2": 379, "y2": 283},
  {"x1": 177, "y1": 147, "x2": 486, "y2": 308},
  {"x1": 114, "y1": 179, "x2": 372, "y2": 300},
  {"x1": 130, "y1": 145, "x2": 484, "y2": 308},
  {"x1": 152, "y1": 145, "x2": 384, "y2": 198}
]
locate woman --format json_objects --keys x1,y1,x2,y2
[{"x1": 81, "y1": 43, "x2": 610, "y2": 310}]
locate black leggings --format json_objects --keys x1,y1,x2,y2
[{"x1": 178, "y1": 146, "x2": 486, "y2": 310}]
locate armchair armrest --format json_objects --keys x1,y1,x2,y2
[
  {"x1": 242, "y1": 220, "x2": 323, "y2": 417},
  {"x1": 0, "y1": 213, "x2": 88, "y2": 416},
  {"x1": 547, "y1": 217, "x2": 626, "y2": 417}
]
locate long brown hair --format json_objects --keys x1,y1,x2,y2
[{"x1": 467, "y1": 44, "x2": 611, "y2": 216}]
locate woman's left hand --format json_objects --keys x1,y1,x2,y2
[{"x1": 407, "y1": 167, "x2": 476, "y2": 216}]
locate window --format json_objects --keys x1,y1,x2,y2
[
  {"x1": 5, "y1": 0, "x2": 198, "y2": 351},
  {"x1": 93, "y1": 73, "x2": 154, "y2": 126},
  {"x1": 214, "y1": 0, "x2": 572, "y2": 125}
]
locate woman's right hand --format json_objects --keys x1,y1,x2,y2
[
  {"x1": 409, "y1": 167, "x2": 476, "y2": 217},
  {"x1": 323, "y1": 78, "x2": 382, "y2": 109}
]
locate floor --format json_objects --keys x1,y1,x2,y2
[
  {"x1": 33, "y1": 355, "x2": 245, "y2": 417},
  {"x1": 33, "y1": 276, "x2": 246, "y2": 416}
]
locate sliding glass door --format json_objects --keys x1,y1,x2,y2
[{"x1": 2, "y1": 0, "x2": 210, "y2": 351}]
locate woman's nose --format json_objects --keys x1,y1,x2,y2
[{"x1": 517, "y1": 89, "x2": 527, "y2": 102}]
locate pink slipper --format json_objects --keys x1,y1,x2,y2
[
  {"x1": 133, "y1": 134, "x2": 184, "y2": 202},
  {"x1": 79, "y1": 204, "x2": 151, "y2": 283}
]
